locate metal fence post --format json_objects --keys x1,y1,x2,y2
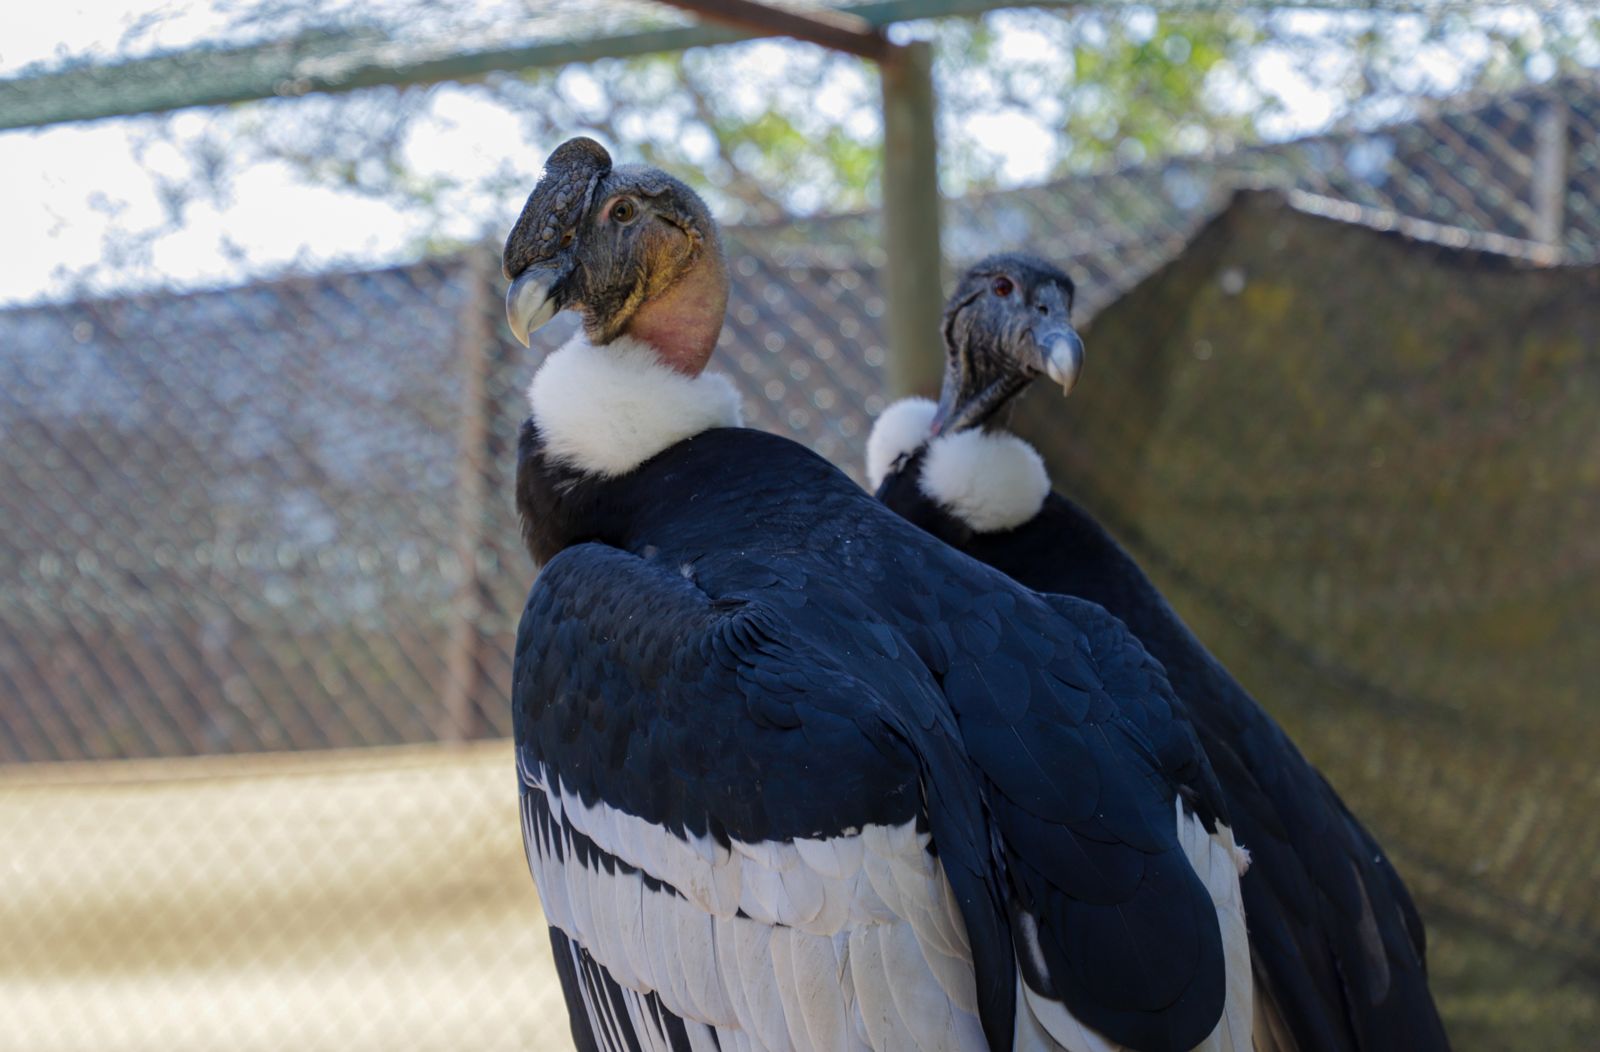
[
  {"x1": 880, "y1": 40, "x2": 944, "y2": 399},
  {"x1": 441, "y1": 253, "x2": 502, "y2": 742},
  {"x1": 1532, "y1": 91, "x2": 1569, "y2": 256}
]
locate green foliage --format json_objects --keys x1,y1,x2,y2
[
  {"x1": 476, "y1": 6, "x2": 1598, "y2": 220},
  {"x1": 505, "y1": 9, "x2": 1273, "y2": 217},
  {"x1": 935, "y1": 10, "x2": 1263, "y2": 180},
  {"x1": 46, "y1": 5, "x2": 1600, "y2": 293}
]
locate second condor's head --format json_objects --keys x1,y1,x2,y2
[
  {"x1": 502, "y1": 137, "x2": 728, "y2": 375},
  {"x1": 934, "y1": 252, "x2": 1085, "y2": 435},
  {"x1": 866, "y1": 253, "x2": 1086, "y2": 532}
]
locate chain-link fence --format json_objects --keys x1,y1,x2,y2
[{"x1": 2, "y1": 3, "x2": 1597, "y2": 1051}]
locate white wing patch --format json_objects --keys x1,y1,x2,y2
[
  {"x1": 865, "y1": 397, "x2": 938, "y2": 490},
  {"x1": 1014, "y1": 975, "x2": 1117, "y2": 1052},
  {"x1": 558, "y1": 932, "x2": 725, "y2": 1052},
  {"x1": 1175, "y1": 804, "x2": 1254, "y2": 1052},
  {"x1": 523, "y1": 763, "x2": 982, "y2": 1051},
  {"x1": 526, "y1": 764, "x2": 1254, "y2": 1052}
]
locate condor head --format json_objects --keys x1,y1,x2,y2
[{"x1": 503, "y1": 137, "x2": 728, "y2": 375}]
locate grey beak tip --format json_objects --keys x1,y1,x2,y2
[
  {"x1": 506, "y1": 270, "x2": 559, "y2": 348},
  {"x1": 1045, "y1": 331, "x2": 1085, "y2": 394},
  {"x1": 508, "y1": 317, "x2": 532, "y2": 349}
]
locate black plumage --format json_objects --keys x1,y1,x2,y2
[
  {"x1": 874, "y1": 254, "x2": 1451, "y2": 1052},
  {"x1": 503, "y1": 141, "x2": 1254, "y2": 1052},
  {"x1": 515, "y1": 423, "x2": 1238, "y2": 1051}
]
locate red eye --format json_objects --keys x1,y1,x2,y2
[{"x1": 992, "y1": 276, "x2": 1014, "y2": 297}]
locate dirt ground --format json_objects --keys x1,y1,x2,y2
[
  {"x1": 1, "y1": 740, "x2": 1591, "y2": 1050},
  {"x1": 0, "y1": 742, "x2": 575, "y2": 1052}
]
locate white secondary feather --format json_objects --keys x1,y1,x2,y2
[
  {"x1": 1174, "y1": 804, "x2": 1254, "y2": 1052},
  {"x1": 528, "y1": 332, "x2": 744, "y2": 478},
  {"x1": 523, "y1": 764, "x2": 984, "y2": 1050},
  {"x1": 1014, "y1": 975, "x2": 1116, "y2": 1052},
  {"x1": 557, "y1": 933, "x2": 726, "y2": 1052},
  {"x1": 527, "y1": 766, "x2": 1253, "y2": 1052},
  {"x1": 919, "y1": 428, "x2": 1051, "y2": 533},
  {"x1": 866, "y1": 397, "x2": 938, "y2": 489}
]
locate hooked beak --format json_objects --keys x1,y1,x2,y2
[
  {"x1": 506, "y1": 261, "x2": 570, "y2": 347},
  {"x1": 1035, "y1": 323, "x2": 1085, "y2": 395}
]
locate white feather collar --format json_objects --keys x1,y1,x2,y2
[
  {"x1": 920, "y1": 427, "x2": 1050, "y2": 533},
  {"x1": 866, "y1": 396, "x2": 1050, "y2": 533},
  {"x1": 865, "y1": 397, "x2": 938, "y2": 490},
  {"x1": 528, "y1": 333, "x2": 744, "y2": 478}
]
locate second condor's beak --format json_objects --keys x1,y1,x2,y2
[
  {"x1": 1034, "y1": 322, "x2": 1085, "y2": 395},
  {"x1": 506, "y1": 260, "x2": 571, "y2": 347}
]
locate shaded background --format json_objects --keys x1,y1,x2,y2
[{"x1": 1, "y1": 2, "x2": 1597, "y2": 1050}]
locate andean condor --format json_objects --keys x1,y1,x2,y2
[
  {"x1": 502, "y1": 140, "x2": 1256, "y2": 1052},
  {"x1": 867, "y1": 254, "x2": 1451, "y2": 1052}
]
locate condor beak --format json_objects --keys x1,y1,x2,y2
[
  {"x1": 1037, "y1": 324, "x2": 1085, "y2": 395},
  {"x1": 506, "y1": 262, "x2": 569, "y2": 347}
]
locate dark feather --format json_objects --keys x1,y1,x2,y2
[
  {"x1": 517, "y1": 425, "x2": 1236, "y2": 1052},
  {"x1": 878, "y1": 456, "x2": 1452, "y2": 1052}
]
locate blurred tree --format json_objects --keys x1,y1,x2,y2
[
  {"x1": 234, "y1": 4, "x2": 1595, "y2": 223},
  {"x1": 29, "y1": 2, "x2": 1600, "y2": 296}
]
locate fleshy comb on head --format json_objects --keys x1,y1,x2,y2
[{"x1": 502, "y1": 137, "x2": 613, "y2": 281}]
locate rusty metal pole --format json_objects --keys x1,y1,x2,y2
[
  {"x1": 441, "y1": 252, "x2": 502, "y2": 743},
  {"x1": 1531, "y1": 91, "x2": 1569, "y2": 259},
  {"x1": 652, "y1": 0, "x2": 888, "y2": 60},
  {"x1": 880, "y1": 40, "x2": 944, "y2": 398}
]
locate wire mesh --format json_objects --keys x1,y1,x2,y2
[{"x1": 1, "y1": 3, "x2": 1597, "y2": 1051}]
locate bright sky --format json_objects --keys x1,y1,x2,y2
[
  {"x1": 0, "y1": 0, "x2": 563, "y2": 305},
  {"x1": 0, "y1": 1, "x2": 1569, "y2": 308}
]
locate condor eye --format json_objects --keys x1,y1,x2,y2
[
  {"x1": 991, "y1": 276, "x2": 1014, "y2": 297},
  {"x1": 610, "y1": 198, "x2": 638, "y2": 224}
]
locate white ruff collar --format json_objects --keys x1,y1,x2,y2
[
  {"x1": 528, "y1": 333, "x2": 744, "y2": 478},
  {"x1": 866, "y1": 396, "x2": 1049, "y2": 533},
  {"x1": 865, "y1": 397, "x2": 938, "y2": 490}
]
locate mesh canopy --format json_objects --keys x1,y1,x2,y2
[
  {"x1": 1, "y1": 21, "x2": 1597, "y2": 1052},
  {"x1": 1016, "y1": 188, "x2": 1600, "y2": 966}
]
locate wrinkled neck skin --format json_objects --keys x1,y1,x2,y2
[
  {"x1": 620, "y1": 251, "x2": 729, "y2": 377},
  {"x1": 935, "y1": 337, "x2": 1030, "y2": 436}
]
